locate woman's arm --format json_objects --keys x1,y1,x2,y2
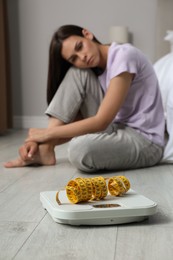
[
  {"x1": 46, "y1": 116, "x2": 72, "y2": 145},
  {"x1": 26, "y1": 72, "x2": 133, "y2": 143},
  {"x1": 18, "y1": 117, "x2": 67, "y2": 160}
]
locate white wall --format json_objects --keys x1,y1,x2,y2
[
  {"x1": 6, "y1": 0, "x2": 169, "y2": 128},
  {"x1": 156, "y1": 0, "x2": 173, "y2": 58}
]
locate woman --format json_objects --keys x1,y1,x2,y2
[{"x1": 4, "y1": 25, "x2": 165, "y2": 172}]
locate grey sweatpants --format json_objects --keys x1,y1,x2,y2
[{"x1": 46, "y1": 67, "x2": 163, "y2": 172}]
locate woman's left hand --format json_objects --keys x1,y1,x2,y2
[{"x1": 25, "y1": 128, "x2": 51, "y2": 143}]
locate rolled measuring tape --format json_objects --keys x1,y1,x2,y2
[{"x1": 56, "y1": 175, "x2": 130, "y2": 205}]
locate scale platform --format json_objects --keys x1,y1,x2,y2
[{"x1": 40, "y1": 189, "x2": 157, "y2": 226}]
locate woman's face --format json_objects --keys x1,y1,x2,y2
[{"x1": 61, "y1": 29, "x2": 102, "y2": 69}]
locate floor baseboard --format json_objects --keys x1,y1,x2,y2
[{"x1": 13, "y1": 116, "x2": 48, "y2": 129}]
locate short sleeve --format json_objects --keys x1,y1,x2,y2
[{"x1": 108, "y1": 44, "x2": 139, "y2": 80}]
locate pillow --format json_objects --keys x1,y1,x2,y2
[
  {"x1": 162, "y1": 87, "x2": 173, "y2": 163},
  {"x1": 154, "y1": 53, "x2": 173, "y2": 163}
]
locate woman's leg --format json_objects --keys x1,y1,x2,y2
[
  {"x1": 4, "y1": 67, "x2": 103, "y2": 167},
  {"x1": 68, "y1": 124, "x2": 163, "y2": 172},
  {"x1": 46, "y1": 67, "x2": 104, "y2": 121},
  {"x1": 4, "y1": 117, "x2": 63, "y2": 167}
]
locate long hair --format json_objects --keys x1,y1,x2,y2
[{"x1": 47, "y1": 25, "x2": 101, "y2": 104}]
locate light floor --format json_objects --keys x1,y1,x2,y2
[{"x1": 0, "y1": 129, "x2": 173, "y2": 260}]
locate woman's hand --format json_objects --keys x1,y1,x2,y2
[
  {"x1": 19, "y1": 141, "x2": 38, "y2": 161},
  {"x1": 25, "y1": 128, "x2": 52, "y2": 143}
]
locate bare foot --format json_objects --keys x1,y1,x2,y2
[
  {"x1": 4, "y1": 158, "x2": 29, "y2": 168},
  {"x1": 4, "y1": 144, "x2": 56, "y2": 168}
]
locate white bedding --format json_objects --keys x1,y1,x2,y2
[{"x1": 154, "y1": 52, "x2": 173, "y2": 163}]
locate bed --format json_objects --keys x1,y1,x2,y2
[{"x1": 154, "y1": 35, "x2": 173, "y2": 163}]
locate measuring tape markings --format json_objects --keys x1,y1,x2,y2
[{"x1": 56, "y1": 175, "x2": 130, "y2": 205}]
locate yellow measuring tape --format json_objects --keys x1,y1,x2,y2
[{"x1": 56, "y1": 175, "x2": 130, "y2": 205}]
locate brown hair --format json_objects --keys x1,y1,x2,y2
[{"x1": 47, "y1": 25, "x2": 102, "y2": 104}]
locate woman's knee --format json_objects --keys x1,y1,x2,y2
[
  {"x1": 68, "y1": 135, "x2": 96, "y2": 172},
  {"x1": 67, "y1": 67, "x2": 96, "y2": 85}
]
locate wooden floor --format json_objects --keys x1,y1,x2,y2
[{"x1": 1, "y1": 129, "x2": 173, "y2": 260}]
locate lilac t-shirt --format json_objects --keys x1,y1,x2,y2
[{"x1": 98, "y1": 43, "x2": 165, "y2": 146}]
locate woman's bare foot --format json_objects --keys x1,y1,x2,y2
[
  {"x1": 4, "y1": 143, "x2": 56, "y2": 168},
  {"x1": 4, "y1": 158, "x2": 29, "y2": 168}
]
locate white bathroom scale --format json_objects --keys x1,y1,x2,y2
[{"x1": 40, "y1": 189, "x2": 157, "y2": 226}]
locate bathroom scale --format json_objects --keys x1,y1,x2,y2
[{"x1": 40, "y1": 189, "x2": 157, "y2": 226}]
